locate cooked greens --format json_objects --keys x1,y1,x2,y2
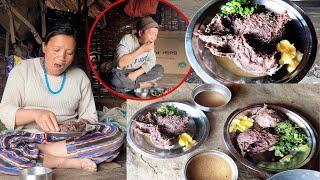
[
  {"x1": 273, "y1": 120, "x2": 308, "y2": 157},
  {"x1": 156, "y1": 105, "x2": 185, "y2": 116},
  {"x1": 220, "y1": 0, "x2": 262, "y2": 17},
  {"x1": 256, "y1": 117, "x2": 311, "y2": 170},
  {"x1": 258, "y1": 147, "x2": 311, "y2": 169}
]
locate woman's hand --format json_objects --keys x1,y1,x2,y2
[
  {"x1": 34, "y1": 109, "x2": 60, "y2": 132},
  {"x1": 128, "y1": 71, "x2": 138, "y2": 81},
  {"x1": 140, "y1": 42, "x2": 154, "y2": 52},
  {"x1": 128, "y1": 68, "x2": 145, "y2": 81}
]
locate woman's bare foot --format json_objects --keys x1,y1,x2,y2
[
  {"x1": 43, "y1": 154, "x2": 97, "y2": 172},
  {"x1": 58, "y1": 158, "x2": 97, "y2": 172},
  {"x1": 80, "y1": 158, "x2": 97, "y2": 172}
]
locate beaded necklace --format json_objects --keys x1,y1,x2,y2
[{"x1": 42, "y1": 61, "x2": 66, "y2": 94}]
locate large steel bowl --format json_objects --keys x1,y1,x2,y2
[{"x1": 127, "y1": 101, "x2": 210, "y2": 159}]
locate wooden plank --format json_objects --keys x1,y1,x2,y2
[
  {"x1": 9, "y1": 4, "x2": 42, "y2": 44},
  {"x1": 40, "y1": 0, "x2": 46, "y2": 38},
  {"x1": 1, "y1": 0, "x2": 16, "y2": 44},
  {"x1": 5, "y1": 32, "x2": 9, "y2": 57}
]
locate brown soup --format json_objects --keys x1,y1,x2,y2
[
  {"x1": 186, "y1": 154, "x2": 233, "y2": 180},
  {"x1": 195, "y1": 91, "x2": 228, "y2": 107}
]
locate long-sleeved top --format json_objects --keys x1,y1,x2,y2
[
  {"x1": 113, "y1": 34, "x2": 156, "y2": 73},
  {"x1": 0, "y1": 57, "x2": 98, "y2": 133}
]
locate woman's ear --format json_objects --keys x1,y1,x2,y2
[
  {"x1": 42, "y1": 43, "x2": 47, "y2": 54},
  {"x1": 138, "y1": 30, "x2": 143, "y2": 37}
]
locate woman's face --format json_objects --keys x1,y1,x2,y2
[
  {"x1": 42, "y1": 34, "x2": 76, "y2": 76},
  {"x1": 138, "y1": 28, "x2": 158, "y2": 44}
]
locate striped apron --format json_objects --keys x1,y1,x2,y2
[{"x1": 0, "y1": 124, "x2": 125, "y2": 175}]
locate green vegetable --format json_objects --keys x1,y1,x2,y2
[
  {"x1": 220, "y1": 0, "x2": 262, "y2": 17},
  {"x1": 155, "y1": 105, "x2": 185, "y2": 116},
  {"x1": 258, "y1": 146, "x2": 311, "y2": 170},
  {"x1": 273, "y1": 120, "x2": 308, "y2": 157},
  {"x1": 279, "y1": 154, "x2": 293, "y2": 163}
]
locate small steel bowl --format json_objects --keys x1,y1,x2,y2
[
  {"x1": 20, "y1": 167, "x2": 53, "y2": 180},
  {"x1": 134, "y1": 88, "x2": 149, "y2": 98},
  {"x1": 184, "y1": 150, "x2": 238, "y2": 180},
  {"x1": 191, "y1": 83, "x2": 232, "y2": 112}
]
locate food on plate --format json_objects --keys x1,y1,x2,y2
[
  {"x1": 196, "y1": 0, "x2": 303, "y2": 77},
  {"x1": 237, "y1": 129, "x2": 280, "y2": 156},
  {"x1": 155, "y1": 105, "x2": 185, "y2": 116},
  {"x1": 59, "y1": 119, "x2": 87, "y2": 132},
  {"x1": 220, "y1": 0, "x2": 261, "y2": 17},
  {"x1": 250, "y1": 105, "x2": 283, "y2": 128},
  {"x1": 133, "y1": 105, "x2": 192, "y2": 147},
  {"x1": 229, "y1": 104, "x2": 311, "y2": 170},
  {"x1": 272, "y1": 120, "x2": 309, "y2": 157}
]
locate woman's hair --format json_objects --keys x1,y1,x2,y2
[{"x1": 44, "y1": 20, "x2": 77, "y2": 45}]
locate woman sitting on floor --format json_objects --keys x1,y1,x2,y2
[{"x1": 0, "y1": 21, "x2": 124, "y2": 175}]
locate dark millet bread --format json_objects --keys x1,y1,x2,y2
[{"x1": 59, "y1": 119, "x2": 87, "y2": 132}]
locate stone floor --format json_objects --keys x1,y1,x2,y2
[{"x1": 157, "y1": 74, "x2": 187, "y2": 87}]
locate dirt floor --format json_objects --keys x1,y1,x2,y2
[{"x1": 157, "y1": 74, "x2": 187, "y2": 88}]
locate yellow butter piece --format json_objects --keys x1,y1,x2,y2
[
  {"x1": 229, "y1": 116, "x2": 254, "y2": 133},
  {"x1": 277, "y1": 40, "x2": 296, "y2": 65},
  {"x1": 237, "y1": 124, "x2": 247, "y2": 132},
  {"x1": 229, "y1": 119, "x2": 240, "y2": 132},
  {"x1": 242, "y1": 116, "x2": 254, "y2": 122},
  {"x1": 277, "y1": 40, "x2": 296, "y2": 57},
  {"x1": 295, "y1": 51, "x2": 303, "y2": 62},
  {"x1": 287, "y1": 59, "x2": 299, "y2": 73},
  {"x1": 241, "y1": 120, "x2": 253, "y2": 127},
  {"x1": 179, "y1": 133, "x2": 196, "y2": 150},
  {"x1": 276, "y1": 40, "x2": 303, "y2": 73},
  {"x1": 179, "y1": 138, "x2": 187, "y2": 146},
  {"x1": 279, "y1": 54, "x2": 293, "y2": 65}
]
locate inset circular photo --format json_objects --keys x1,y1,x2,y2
[
  {"x1": 185, "y1": 0, "x2": 318, "y2": 84},
  {"x1": 87, "y1": 0, "x2": 191, "y2": 100}
]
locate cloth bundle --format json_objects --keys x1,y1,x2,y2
[{"x1": 124, "y1": 0, "x2": 159, "y2": 17}]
